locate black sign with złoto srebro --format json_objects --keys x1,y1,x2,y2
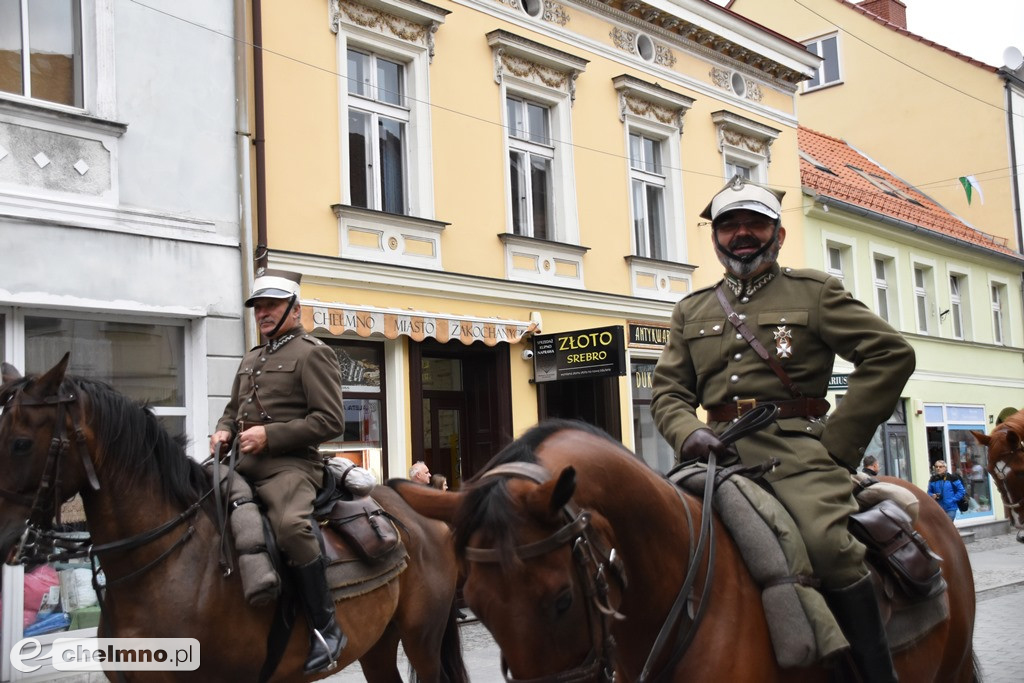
[{"x1": 532, "y1": 325, "x2": 626, "y2": 383}]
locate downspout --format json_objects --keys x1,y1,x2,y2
[
  {"x1": 252, "y1": 0, "x2": 269, "y2": 274},
  {"x1": 1005, "y1": 78, "x2": 1024, "y2": 327},
  {"x1": 234, "y1": 0, "x2": 256, "y2": 348}
]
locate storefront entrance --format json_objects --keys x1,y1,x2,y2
[
  {"x1": 538, "y1": 375, "x2": 622, "y2": 440},
  {"x1": 410, "y1": 340, "x2": 512, "y2": 489}
]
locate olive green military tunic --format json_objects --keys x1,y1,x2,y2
[
  {"x1": 216, "y1": 325, "x2": 345, "y2": 564},
  {"x1": 652, "y1": 263, "x2": 915, "y2": 588}
]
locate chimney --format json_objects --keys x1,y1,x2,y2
[{"x1": 857, "y1": 0, "x2": 907, "y2": 29}]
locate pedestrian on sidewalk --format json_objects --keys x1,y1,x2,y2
[{"x1": 927, "y1": 460, "x2": 966, "y2": 521}]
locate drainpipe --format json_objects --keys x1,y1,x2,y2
[
  {"x1": 252, "y1": 0, "x2": 269, "y2": 274},
  {"x1": 234, "y1": 0, "x2": 256, "y2": 348},
  {"x1": 1004, "y1": 77, "x2": 1024, "y2": 337}
]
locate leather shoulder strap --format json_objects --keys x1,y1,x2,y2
[{"x1": 715, "y1": 285, "x2": 803, "y2": 398}]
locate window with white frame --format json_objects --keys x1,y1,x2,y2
[
  {"x1": 873, "y1": 256, "x2": 897, "y2": 325},
  {"x1": 804, "y1": 34, "x2": 840, "y2": 91},
  {"x1": 826, "y1": 243, "x2": 846, "y2": 283},
  {"x1": 507, "y1": 94, "x2": 554, "y2": 240},
  {"x1": 347, "y1": 48, "x2": 409, "y2": 215},
  {"x1": 725, "y1": 160, "x2": 753, "y2": 180},
  {"x1": 914, "y1": 265, "x2": 934, "y2": 334},
  {"x1": 629, "y1": 130, "x2": 667, "y2": 260},
  {"x1": 992, "y1": 282, "x2": 1009, "y2": 345},
  {"x1": 0, "y1": 0, "x2": 83, "y2": 108},
  {"x1": 948, "y1": 273, "x2": 968, "y2": 340}
]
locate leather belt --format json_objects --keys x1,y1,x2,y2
[{"x1": 706, "y1": 397, "x2": 830, "y2": 422}]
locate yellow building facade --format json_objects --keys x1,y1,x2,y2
[{"x1": 252, "y1": 0, "x2": 819, "y2": 483}]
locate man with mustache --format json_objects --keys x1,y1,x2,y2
[
  {"x1": 652, "y1": 177, "x2": 915, "y2": 682},
  {"x1": 210, "y1": 268, "x2": 347, "y2": 674}
]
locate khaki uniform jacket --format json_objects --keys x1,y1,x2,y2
[
  {"x1": 652, "y1": 264, "x2": 915, "y2": 481},
  {"x1": 216, "y1": 326, "x2": 345, "y2": 480}
]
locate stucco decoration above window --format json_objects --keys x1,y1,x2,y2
[
  {"x1": 710, "y1": 110, "x2": 780, "y2": 164},
  {"x1": 709, "y1": 67, "x2": 763, "y2": 102},
  {"x1": 612, "y1": 74, "x2": 694, "y2": 133},
  {"x1": 609, "y1": 28, "x2": 677, "y2": 68},
  {"x1": 487, "y1": 30, "x2": 588, "y2": 104},
  {"x1": 329, "y1": 0, "x2": 448, "y2": 62}
]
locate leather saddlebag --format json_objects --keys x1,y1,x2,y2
[
  {"x1": 849, "y1": 499, "x2": 944, "y2": 598},
  {"x1": 325, "y1": 496, "x2": 400, "y2": 561}
]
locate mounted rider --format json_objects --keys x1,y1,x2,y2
[
  {"x1": 652, "y1": 176, "x2": 916, "y2": 682},
  {"x1": 210, "y1": 268, "x2": 347, "y2": 674}
]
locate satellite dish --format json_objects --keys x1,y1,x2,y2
[{"x1": 1003, "y1": 46, "x2": 1024, "y2": 70}]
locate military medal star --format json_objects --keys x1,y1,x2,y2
[{"x1": 774, "y1": 326, "x2": 793, "y2": 359}]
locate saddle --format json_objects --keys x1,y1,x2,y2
[
  {"x1": 213, "y1": 458, "x2": 408, "y2": 607},
  {"x1": 671, "y1": 464, "x2": 950, "y2": 668}
]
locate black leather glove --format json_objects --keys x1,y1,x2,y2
[{"x1": 680, "y1": 428, "x2": 738, "y2": 463}]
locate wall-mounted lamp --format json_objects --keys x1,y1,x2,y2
[{"x1": 939, "y1": 309, "x2": 950, "y2": 321}]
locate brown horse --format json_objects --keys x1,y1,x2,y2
[
  {"x1": 972, "y1": 411, "x2": 1024, "y2": 542},
  {"x1": 392, "y1": 419, "x2": 979, "y2": 682},
  {"x1": 0, "y1": 355, "x2": 467, "y2": 682}
]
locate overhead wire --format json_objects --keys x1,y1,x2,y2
[{"x1": 126, "y1": 0, "x2": 1021, "y2": 202}]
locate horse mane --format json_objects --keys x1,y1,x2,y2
[
  {"x1": 4, "y1": 374, "x2": 210, "y2": 509},
  {"x1": 452, "y1": 419, "x2": 620, "y2": 567}
]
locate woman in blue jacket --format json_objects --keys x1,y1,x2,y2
[{"x1": 927, "y1": 460, "x2": 966, "y2": 521}]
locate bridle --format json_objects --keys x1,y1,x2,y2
[
  {"x1": 0, "y1": 380, "x2": 208, "y2": 581},
  {"x1": 463, "y1": 462, "x2": 627, "y2": 683},
  {"x1": 988, "y1": 428, "x2": 1024, "y2": 542}
]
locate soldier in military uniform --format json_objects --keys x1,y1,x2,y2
[
  {"x1": 210, "y1": 268, "x2": 346, "y2": 675},
  {"x1": 652, "y1": 177, "x2": 915, "y2": 682}
]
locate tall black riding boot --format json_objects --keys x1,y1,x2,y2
[
  {"x1": 825, "y1": 574, "x2": 898, "y2": 683},
  {"x1": 294, "y1": 556, "x2": 347, "y2": 674}
]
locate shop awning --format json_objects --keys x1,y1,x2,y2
[{"x1": 302, "y1": 302, "x2": 540, "y2": 347}]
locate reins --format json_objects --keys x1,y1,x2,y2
[{"x1": 989, "y1": 428, "x2": 1024, "y2": 542}]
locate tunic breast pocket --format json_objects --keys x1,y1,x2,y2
[
  {"x1": 261, "y1": 359, "x2": 298, "y2": 396},
  {"x1": 683, "y1": 320, "x2": 727, "y2": 375},
  {"x1": 756, "y1": 310, "x2": 809, "y2": 360}
]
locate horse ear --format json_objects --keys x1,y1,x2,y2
[
  {"x1": 527, "y1": 466, "x2": 576, "y2": 517},
  {"x1": 1, "y1": 362, "x2": 21, "y2": 384},
  {"x1": 34, "y1": 353, "x2": 71, "y2": 395},
  {"x1": 970, "y1": 430, "x2": 990, "y2": 446},
  {"x1": 388, "y1": 478, "x2": 461, "y2": 524}
]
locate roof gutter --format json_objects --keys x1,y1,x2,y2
[{"x1": 807, "y1": 192, "x2": 1024, "y2": 267}]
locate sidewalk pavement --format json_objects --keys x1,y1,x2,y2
[
  {"x1": 966, "y1": 530, "x2": 1024, "y2": 683},
  {"x1": 964, "y1": 528, "x2": 1024, "y2": 593}
]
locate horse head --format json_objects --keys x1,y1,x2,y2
[
  {"x1": 392, "y1": 424, "x2": 627, "y2": 682},
  {"x1": 0, "y1": 353, "x2": 98, "y2": 561},
  {"x1": 973, "y1": 411, "x2": 1024, "y2": 535}
]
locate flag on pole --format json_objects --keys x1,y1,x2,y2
[{"x1": 958, "y1": 175, "x2": 984, "y2": 205}]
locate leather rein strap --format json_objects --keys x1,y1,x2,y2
[
  {"x1": 464, "y1": 462, "x2": 626, "y2": 683},
  {"x1": 715, "y1": 285, "x2": 803, "y2": 399}
]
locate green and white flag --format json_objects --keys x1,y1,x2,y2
[{"x1": 959, "y1": 175, "x2": 984, "y2": 205}]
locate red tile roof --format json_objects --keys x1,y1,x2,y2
[{"x1": 798, "y1": 126, "x2": 1020, "y2": 258}]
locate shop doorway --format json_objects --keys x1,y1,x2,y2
[
  {"x1": 537, "y1": 375, "x2": 622, "y2": 440},
  {"x1": 410, "y1": 340, "x2": 512, "y2": 489}
]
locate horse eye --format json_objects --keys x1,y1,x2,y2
[
  {"x1": 554, "y1": 589, "x2": 573, "y2": 616},
  {"x1": 12, "y1": 438, "x2": 32, "y2": 454}
]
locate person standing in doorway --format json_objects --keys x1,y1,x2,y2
[{"x1": 928, "y1": 460, "x2": 966, "y2": 521}]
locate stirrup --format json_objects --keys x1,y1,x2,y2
[{"x1": 309, "y1": 628, "x2": 340, "y2": 672}]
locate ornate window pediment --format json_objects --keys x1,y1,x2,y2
[
  {"x1": 329, "y1": 0, "x2": 449, "y2": 61},
  {"x1": 710, "y1": 110, "x2": 781, "y2": 163},
  {"x1": 487, "y1": 29, "x2": 588, "y2": 104},
  {"x1": 613, "y1": 74, "x2": 694, "y2": 132}
]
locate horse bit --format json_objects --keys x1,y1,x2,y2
[{"x1": 463, "y1": 462, "x2": 628, "y2": 683}]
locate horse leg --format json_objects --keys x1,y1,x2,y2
[{"x1": 359, "y1": 622, "x2": 403, "y2": 683}]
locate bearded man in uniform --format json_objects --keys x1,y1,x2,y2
[{"x1": 652, "y1": 177, "x2": 915, "y2": 682}]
